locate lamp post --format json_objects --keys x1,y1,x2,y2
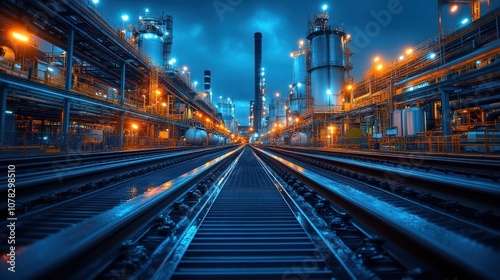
[{"x1": 121, "y1": 14, "x2": 128, "y2": 40}]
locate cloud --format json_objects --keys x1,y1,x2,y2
[
  {"x1": 247, "y1": 9, "x2": 288, "y2": 57},
  {"x1": 189, "y1": 23, "x2": 203, "y2": 37},
  {"x1": 219, "y1": 37, "x2": 252, "y2": 67}
]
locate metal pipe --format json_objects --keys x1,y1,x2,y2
[
  {"x1": 120, "y1": 63, "x2": 126, "y2": 106},
  {"x1": 451, "y1": 89, "x2": 500, "y2": 109},
  {"x1": 486, "y1": 110, "x2": 500, "y2": 121},
  {"x1": 65, "y1": 27, "x2": 74, "y2": 91},
  {"x1": 394, "y1": 40, "x2": 500, "y2": 89}
]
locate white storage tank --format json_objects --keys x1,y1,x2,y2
[
  {"x1": 291, "y1": 49, "x2": 307, "y2": 115},
  {"x1": 406, "y1": 107, "x2": 425, "y2": 136},
  {"x1": 307, "y1": 9, "x2": 346, "y2": 113},
  {"x1": 208, "y1": 133, "x2": 220, "y2": 145},
  {"x1": 393, "y1": 109, "x2": 405, "y2": 137},
  {"x1": 184, "y1": 128, "x2": 207, "y2": 145}
]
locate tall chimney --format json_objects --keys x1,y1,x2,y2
[
  {"x1": 254, "y1": 32, "x2": 262, "y2": 134},
  {"x1": 204, "y1": 70, "x2": 211, "y2": 102}
]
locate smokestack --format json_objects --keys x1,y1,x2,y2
[
  {"x1": 254, "y1": 32, "x2": 262, "y2": 134},
  {"x1": 204, "y1": 70, "x2": 211, "y2": 102}
]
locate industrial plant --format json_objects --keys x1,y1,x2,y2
[
  {"x1": 1, "y1": 1, "x2": 500, "y2": 279},
  {"x1": 259, "y1": 1, "x2": 500, "y2": 154}
]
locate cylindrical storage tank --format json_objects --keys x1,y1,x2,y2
[
  {"x1": 184, "y1": 128, "x2": 207, "y2": 145},
  {"x1": 292, "y1": 52, "x2": 306, "y2": 86},
  {"x1": 198, "y1": 130, "x2": 207, "y2": 145},
  {"x1": 291, "y1": 132, "x2": 308, "y2": 146},
  {"x1": 308, "y1": 30, "x2": 345, "y2": 112},
  {"x1": 208, "y1": 133, "x2": 219, "y2": 145},
  {"x1": 292, "y1": 51, "x2": 307, "y2": 111},
  {"x1": 406, "y1": 107, "x2": 425, "y2": 136},
  {"x1": 135, "y1": 11, "x2": 170, "y2": 67},
  {"x1": 218, "y1": 136, "x2": 225, "y2": 145},
  {"x1": 393, "y1": 109, "x2": 404, "y2": 137},
  {"x1": 276, "y1": 98, "x2": 287, "y2": 123},
  {"x1": 138, "y1": 33, "x2": 164, "y2": 66},
  {"x1": 401, "y1": 109, "x2": 408, "y2": 137},
  {"x1": 290, "y1": 99, "x2": 300, "y2": 114}
]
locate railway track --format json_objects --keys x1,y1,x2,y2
[
  {"x1": 270, "y1": 146, "x2": 500, "y2": 180},
  {"x1": 264, "y1": 146, "x2": 500, "y2": 215},
  {"x1": 0, "y1": 148, "x2": 235, "y2": 253},
  {"x1": 254, "y1": 146, "x2": 500, "y2": 279},
  {"x1": 0, "y1": 146, "x2": 233, "y2": 214},
  {"x1": 1, "y1": 145, "x2": 243, "y2": 279},
  {"x1": 0, "y1": 147, "x2": 199, "y2": 173},
  {"x1": 158, "y1": 147, "x2": 352, "y2": 280},
  {"x1": 2, "y1": 144, "x2": 499, "y2": 279}
]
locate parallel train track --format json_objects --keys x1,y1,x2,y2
[{"x1": 1, "y1": 145, "x2": 499, "y2": 279}]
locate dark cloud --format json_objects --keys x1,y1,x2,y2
[{"x1": 101, "y1": 0, "x2": 482, "y2": 124}]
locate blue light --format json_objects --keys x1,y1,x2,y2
[
  {"x1": 428, "y1": 52, "x2": 436, "y2": 59},
  {"x1": 461, "y1": 18, "x2": 469, "y2": 24},
  {"x1": 322, "y1": 4, "x2": 328, "y2": 11}
]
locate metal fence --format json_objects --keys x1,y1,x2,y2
[
  {"x1": 0, "y1": 131, "x2": 178, "y2": 157},
  {"x1": 327, "y1": 129, "x2": 500, "y2": 155}
]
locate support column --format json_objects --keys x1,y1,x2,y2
[
  {"x1": 440, "y1": 89, "x2": 451, "y2": 152},
  {"x1": 65, "y1": 27, "x2": 74, "y2": 91},
  {"x1": 118, "y1": 113, "x2": 124, "y2": 148},
  {"x1": 61, "y1": 99, "x2": 70, "y2": 152},
  {"x1": 0, "y1": 86, "x2": 7, "y2": 146},
  {"x1": 120, "y1": 63, "x2": 126, "y2": 106}
]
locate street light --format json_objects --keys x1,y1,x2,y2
[
  {"x1": 12, "y1": 32, "x2": 29, "y2": 42},
  {"x1": 121, "y1": 14, "x2": 129, "y2": 31}
]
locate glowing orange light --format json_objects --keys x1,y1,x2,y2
[
  {"x1": 376, "y1": 64, "x2": 383, "y2": 70},
  {"x1": 450, "y1": 4, "x2": 458, "y2": 13},
  {"x1": 12, "y1": 32, "x2": 29, "y2": 42}
]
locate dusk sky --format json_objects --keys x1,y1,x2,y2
[{"x1": 96, "y1": 0, "x2": 488, "y2": 124}]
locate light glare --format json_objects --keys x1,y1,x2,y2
[{"x1": 12, "y1": 32, "x2": 29, "y2": 42}]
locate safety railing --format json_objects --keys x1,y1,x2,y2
[{"x1": 0, "y1": 131, "x2": 181, "y2": 156}]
